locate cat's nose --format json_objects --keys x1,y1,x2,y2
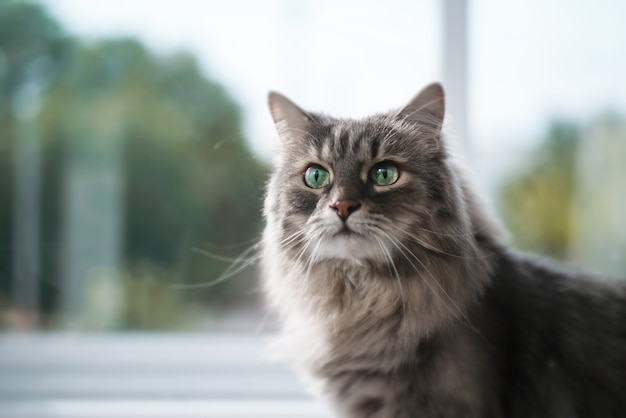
[{"x1": 329, "y1": 200, "x2": 361, "y2": 220}]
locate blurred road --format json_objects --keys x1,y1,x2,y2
[{"x1": 0, "y1": 333, "x2": 331, "y2": 418}]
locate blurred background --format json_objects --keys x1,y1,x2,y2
[
  {"x1": 1, "y1": 0, "x2": 625, "y2": 333},
  {"x1": 0, "y1": 1, "x2": 625, "y2": 416}
]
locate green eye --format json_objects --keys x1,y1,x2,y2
[
  {"x1": 371, "y1": 162, "x2": 399, "y2": 186},
  {"x1": 304, "y1": 166, "x2": 330, "y2": 189}
]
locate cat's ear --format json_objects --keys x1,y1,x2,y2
[
  {"x1": 397, "y1": 83, "x2": 445, "y2": 134},
  {"x1": 268, "y1": 92, "x2": 313, "y2": 141}
]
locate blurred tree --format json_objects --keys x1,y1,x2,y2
[
  {"x1": 0, "y1": 0, "x2": 74, "y2": 324},
  {"x1": 44, "y1": 43, "x2": 266, "y2": 329},
  {"x1": 570, "y1": 114, "x2": 626, "y2": 277},
  {"x1": 498, "y1": 121, "x2": 580, "y2": 260},
  {"x1": 1, "y1": 1, "x2": 267, "y2": 329}
]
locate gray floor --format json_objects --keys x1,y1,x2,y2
[{"x1": 0, "y1": 333, "x2": 331, "y2": 418}]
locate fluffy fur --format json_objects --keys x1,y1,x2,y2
[{"x1": 261, "y1": 83, "x2": 626, "y2": 417}]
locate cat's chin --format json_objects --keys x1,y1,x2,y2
[{"x1": 313, "y1": 233, "x2": 384, "y2": 264}]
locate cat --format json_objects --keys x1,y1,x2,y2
[{"x1": 261, "y1": 83, "x2": 626, "y2": 418}]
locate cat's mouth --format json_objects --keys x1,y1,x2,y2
[
  {"x1": 316, "y1": 225, "x2": 382, "y2": 261},
  {"x1": 333, "y1": 225, "x2": 360, "y2": 238}
]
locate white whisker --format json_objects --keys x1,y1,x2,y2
[
  {"x1": 279, "y1": 229, "x2": 306, "y2": 248},
  {"x1": 301, "y1": 234, "x2": 324, "y2": 296},
  {"x1": 385, "y1": 223, "x2": 489, "y2": 260},
  {"x1": 191, "y1": 247, "x2": 248, "y2": 263},
  {"x1": 373, "y1": 234, "x2": 406, "y2": 313},
  {"x1": 171, "y1": 242, "x2": 260, "y2": 290},
  {"x1": 170, "y1": 256, "x2": 258, "y2": 290}
]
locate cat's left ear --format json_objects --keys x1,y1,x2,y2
[
  {"x1": 397, "y1": 83, "x2": 445, "y2": 134},
  {"x1": 268, "y1": 92, "x2": 313, "y2": 141}
]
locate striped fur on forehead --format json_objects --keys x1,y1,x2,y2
[
  {"x1": 316, "y1": 122, "x2": 365, "y2": 162},
  {"x1": 281, "y1": 112, "x2": 443, "y2": 167}
]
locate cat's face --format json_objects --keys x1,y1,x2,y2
[{"x1": 266, "y1": 84, "x2": 455, "y2": 265}]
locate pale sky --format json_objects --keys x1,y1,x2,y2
[{"x1": 39, "y1": 0, "x2": 626, "y2": 191}]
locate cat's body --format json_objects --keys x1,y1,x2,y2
[{"x1": 261, "y1": 83, "x2": 626, "y2": 417}]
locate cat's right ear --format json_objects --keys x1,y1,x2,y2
[
  {"x1": 396, "y1": 83, "x2": 445, "y2": 134},
  {"x1": 268, "y1": 92, "x2": 312, "y2": 141}
]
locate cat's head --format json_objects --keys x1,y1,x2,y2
[{"x1": 264, "y1": 84, "x2": 494, "y2": 268}]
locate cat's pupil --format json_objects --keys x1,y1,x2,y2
[
  {"x1": 304, "y1": 166, "x2": 330, "y2": 188},
  {"x1": 371, "y1": 164, "x2": 399, "y2": 186}
]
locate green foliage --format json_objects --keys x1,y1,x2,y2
[
  {"x1": 0, "y1": 0, "x2": 73, "y2": 302},
  {"x1": 1, "y1": 1, "x2": 267, "y2": 329},
  {"x1": 0, "y1": 0, "x2": 70, "y2": 98},
  {"x1": 498, "y1": 122, "x2": 581, "y2": 259}
]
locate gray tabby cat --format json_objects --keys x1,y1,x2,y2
[{"x1": 261, "y1": 83, "x2": 626, "y2": 418}]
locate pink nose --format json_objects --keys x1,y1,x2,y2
[{"x1": 329, "y1": 200, "x2": 361, "y2": 220}]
